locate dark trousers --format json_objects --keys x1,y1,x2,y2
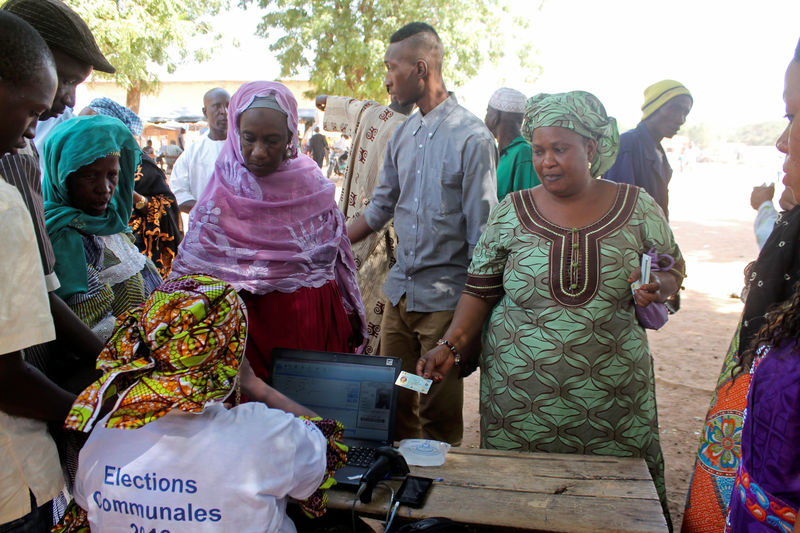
[
  {"x1": 0, "y1": 492, "x2": 53, "y2": 533},
  {"x1": 379, "y1": 296, "x2": 463, "y2": 445}
]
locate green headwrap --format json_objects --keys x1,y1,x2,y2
[
  {"x1": 521, "y1": 90, "x2": 619, "y2": 178},
  {"x1": 42, "y1": 115, "x2": 142, "y2": 300}
]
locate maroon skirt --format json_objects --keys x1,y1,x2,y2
[{"x1": 239, "y1": 279, "x2": 354, "y2": 383}]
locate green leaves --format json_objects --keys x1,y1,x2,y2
[
  {"x1": 66, "y1": 0, "x2": 229, "y2": 111},
  {"x1": 247, "y1": 0, "x2": 526, "y2": 101}
]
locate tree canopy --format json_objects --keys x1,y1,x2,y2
[
  {"x1": 65, "y1": 0, "x2": 228, "y2": 113},
  {"x1": 249, "y1": 0, "x2": 538, "y2": 101}
]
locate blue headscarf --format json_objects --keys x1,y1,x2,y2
[
  {"x1": 87, "y1": 97, "x2": 144, "y2": 136},
  {"x1": 42, "y1": 115, "x2": 141, "y2": 299}
]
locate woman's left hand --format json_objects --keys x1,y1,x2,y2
[
  {"x1": 628, "y1": 267, "x2": 662, "y2": 308},
  {"x1": 348, "y1": 313, "x2": 364, "y2": 349}
]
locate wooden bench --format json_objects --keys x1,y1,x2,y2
[{"x1": 327, "y1": 447, "x2": 668, "y2": 532}]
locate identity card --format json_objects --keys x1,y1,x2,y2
[
  {"x1": 631, "y1": 253, "x2": 652, "y2": 295},
  {"x1": 395, "y1": 370, "x2": 432, "y2": 394}
]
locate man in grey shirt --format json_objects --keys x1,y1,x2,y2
[{"x1": 348, "y1": 22, "x2": 498, "y2": 445}]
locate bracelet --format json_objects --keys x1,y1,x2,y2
[{"x1": 436, "y1": 338, "x2": 461, "y2": 366}]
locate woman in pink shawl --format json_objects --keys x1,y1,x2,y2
[{"x1": 171, "y1": 81, "x2": 366, "y2": 382}]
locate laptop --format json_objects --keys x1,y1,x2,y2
[{"x1": 269, "y1": 348, "x2": 402, "y2": 486}]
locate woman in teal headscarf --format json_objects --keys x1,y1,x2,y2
[
  {"x1": 419, "y1": 91, "x2": 684, "y2": 529},
  {"x1": 42, "y1": 115, "x2": 161, "y2": 341}
]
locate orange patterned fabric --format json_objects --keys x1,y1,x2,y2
[
  {"x1": 64, "y1": 274, "x2": 247, "y2": 432},
  {"x1": 683, "y1": 323, "x2": 750, "y2": 532}
]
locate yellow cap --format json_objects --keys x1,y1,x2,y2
[{"x1": 641, "y1": 80, "x2": 692, "y2": 120}]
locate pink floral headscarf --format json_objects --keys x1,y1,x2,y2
[{"x1": 171, "y1": 81, "x2": 366, "y2": 347}]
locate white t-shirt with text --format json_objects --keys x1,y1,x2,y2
[{"x1": 74, "y1": 402, "x2": 326, "y2": 533}]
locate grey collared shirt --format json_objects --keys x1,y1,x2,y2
[{"x1": 362, "y1": 95, "x2": 498, "y2": 312}]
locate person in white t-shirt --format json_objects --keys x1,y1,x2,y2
[
  {"x1": 54, "y1": 274, "x2": 346, "y2": 533},
  {"x1": 169, "y1": 88, "x2": 230, "y2": 214}
]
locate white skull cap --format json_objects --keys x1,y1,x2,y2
[{"x1": 488, "y1": 87, "x2": 527, "y2": 113}]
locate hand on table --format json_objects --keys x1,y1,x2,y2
[
  {"x1": 750, "y1": 184, "x2": 775, "y2": 210},
  {"x1": 417, "y1": 344, "x2": 455, "y2": 383}
]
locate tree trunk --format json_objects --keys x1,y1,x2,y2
[{"x1": 126, "y1": 83, "x2": 141, "y2": 114}]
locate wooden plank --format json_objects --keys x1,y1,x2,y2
[
  {"x1": 327, "y1": 450, "x2": 667, "y2": 532},
  {"x1": 408, "y1": 452, "x2": 658, "y2": 500},
  {"x1": 443, "y1": 448, "x2": 654, "y2": 480},
  {"x1": 329, "y1": 484, "x2": 667, "y2": 533}
]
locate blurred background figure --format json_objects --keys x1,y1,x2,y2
[
  {"x1": 309, "y1": 126, "x2": 328, "y2": 168},
  {"x1": 484, "y1": 87, "x2": 539, "y2": 201},
  {"x1": 750, "y1": 183, "x2": 797, "y2": 248},
  {"x1": 170, "y1": 87, "x2": 230, "y2": 215},
  {"x1": 604, "y1": 79, "x2": 693, "y2": 220}
]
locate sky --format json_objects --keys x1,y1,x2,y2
[{"x1": 153, "y1": 0, "x2": 800, "y2": 130}]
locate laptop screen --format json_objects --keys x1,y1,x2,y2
[{"x1": 270, "y1": 350, "x2": 400, "y2": 442}]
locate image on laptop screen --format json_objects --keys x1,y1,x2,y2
[{"x1": 271, "y1": 357, "x2": 397, "y2": 442}]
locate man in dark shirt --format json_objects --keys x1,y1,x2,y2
[
  {"x1": 604, "y1": 80, "x2": 692, "y2": 220},
  {"x1": 309, "y1": 126, "x2": 328, "y2": 168}
]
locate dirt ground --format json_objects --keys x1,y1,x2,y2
[{"x1": 456, "y1": 156, "x2": 780, "y2": 527}]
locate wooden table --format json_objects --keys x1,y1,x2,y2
[{"x1": 327, "y1": 448, "x2": 668, "y2": 532}]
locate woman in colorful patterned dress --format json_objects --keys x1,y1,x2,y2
[
  {"x1": 722, "y1": 38, "x2": 800, "y2": 533},
  {"x1": 418, "y1": 91, "x2": 684, "y2": 529},
  {"x1": 42, "y1": 115, "x2": 161, "y2": 341},
  {"x1": 682, "y1": 40, "x2": 800, "y2": 533},
  {"x1": 725, "y1": 294, "x2": 800, "y2": 532}
]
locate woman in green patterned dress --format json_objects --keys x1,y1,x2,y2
[{"x1": 418, "y1": 91, "x2": 684, "y2": 528}]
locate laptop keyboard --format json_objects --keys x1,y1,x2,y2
[{"x1": 346, "y1": 446, "x2": 377, "y2": 467}]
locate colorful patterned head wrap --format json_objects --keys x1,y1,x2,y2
[
  {"x1": 522, "y1": 90, "x2": 619, "y2": 178},
  {"x1": 87, "y1": 97, "x2": 144, "y2": 136},
  {"x1": 641, "y1": 80, "x2": 692, "y2": 120},
  {"x1": 65, "y1": 274, "x2": 247, "y2": 432}
]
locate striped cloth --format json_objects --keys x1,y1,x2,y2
[{"x1": 0, "y1": 140, "x2": 58, "y2": 290}]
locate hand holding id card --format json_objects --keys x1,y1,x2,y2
[
  {"x1": 631, "y1": 253, "x2": 652, "y2": 296},
  {"x1": 395, "y1": 371, "x2": 432, "y2": 394}
]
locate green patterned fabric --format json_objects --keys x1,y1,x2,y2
[
  {"x1": 64, "y1": 232, "x2": 161, "y2": 341},
  {"x1": 466, "y1": 184, "x2": 683, "y2": 525},
  {"x1": 521, "y1": 90, "x2": 619, "y2": 177}
]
